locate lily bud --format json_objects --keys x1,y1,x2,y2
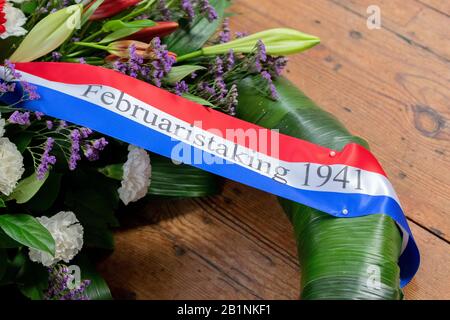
[
  {"x1": 89, "y1": 0, "x2": 141, "y2": 21},
  {"x1": 176, "y1": 28, "x2": 320, "y2": 62},
  {"x1": 108, "y1": 40, "x2": 151, "y2": 58},
  {"x1": 9, "y1": 4, "x2": 82, "y2": 62},
  {"x1": 123, "y1": 21, "x2": 179, "y2": 42}
]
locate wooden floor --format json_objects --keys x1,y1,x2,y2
[{"x1": 97, "y1": 0, "x2": 450, "y2": 300}]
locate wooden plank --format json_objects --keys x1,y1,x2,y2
[
  {"x1": 416, "y1": 0, "x2": 450, "y2": 16},
  {"x1": 97, "y1": 182, "x2": 450, "y2": 300},
  {"x1": 230, "y1": 0, "x2": 450, "y2": 240},
  {"x1": 97, "y1": 185, "x2": 300, "y2": 299},
  {"x1": 335, "y1": 0, "x2": 450, "y2": 62}
]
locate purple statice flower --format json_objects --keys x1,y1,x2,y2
[
  {"x1": 84, "y1": 137, "x2": 108, "y2": 161},
  {"x1": 52, "y1": 52, "x2": 62, "y2": 62},
  {"x1": 219, "y1": 18, "x2": 231, "y2": 43},
  {"x1": 35, "y1": 111, "x2": 45, "y2": 120},
  {"x1": 174, "y1": 80, "x2": 189, "y2": 96},
  {"x1": 8, "y1": 111, "x2": 31, "y2": 125},
  {"x1": 225, "y1": 84, "x2": 238, "y2": 116},
  {"x1": 191, "y1": 72, "x2": 198, "y2": 79},
  {"x1": 69, "y1": 129, "x2": 81, "y2": 170},
  {"x1": 44, "y1": 264, "x2": 91, "y2": 301},
  {"x1": 37, "y1": 138, "x2": 56, "y2": 180},
  {"x1": 46, "y1": 120, "x2": 54, "y2": 130},
  {"x1": 113, "y1": 60, "x2": 128, "y2": 74},
  {"x1": 22, "y1": 81, "x2": 40, "y2": 100},
  {"x1": 79, "y1": 127, "x2": 93, "y2": 139},
  {"x1": 199, "y1": 82, "x2": 216, "y2": 96},
  {"x1": 261, "y1": 71, "x2": 278, "y2": 100},
  {"x1": 181, "y1": 0, "x2": 195, "y2": 21},
  {"x1": 59, "y1": 120, "x2": 67, "y2": 128},
  {"x1": 127, "y1": 44, "x2": 144, "y2": 78},
  {"x1": 158, "y1": 0, "x2": 171, "y2": 21},
  {"x1": 214, "y1": 56, "x2": 224, "y2": 78},
  {"x1": 226, "y1": 49, "x2": 235, "y2": 71},
  {"x1": 266, "y1": 56, "x2": 288, "y2": 77},
  {"x1": 78, "y1": 58, "x2": 86, "y2": 64},
  {"x1": 214, "y1": 57, "x2": 228, "y2": 100},
  {"x1": 254, "y1": 40, "x2": 267, "y2": 72},
  {"x1": 235, "y1": 31, "x2": 248, "y2": 38},
  {"x1": 149, "y1": 37, "x2": 175, "y2": 87},
  {"x1": 199, "y1": 0, "x2": 218, "y2": 22},
  {"x1": 4, "y1": 60, "x2": 21, "y2": 79},
  {"x1": 0, "y1": 81, "x2": 15, "y2": 93},
  {"x1": 92, "y1": 137, "x2": 108, "y2": 150}
]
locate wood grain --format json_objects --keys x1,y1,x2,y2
[
  {"x1": 98, "y1": 182, "x2": 450, "y2": 300},
  {"x1": 98, "y1": 0, "x2": 450, "y2": 299}
]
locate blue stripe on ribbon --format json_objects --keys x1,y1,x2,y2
[{"x1": 21, "y1": 84, "x2": 419, "y2": 287}]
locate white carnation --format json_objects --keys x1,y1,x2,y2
[
  {"x1": 0, "y1": 137, "x2": 24, "y2": 196},
  {"x1": 28, "y1": 211, "x2": 84, "y2": 267},
  {"x1": 118, "y1": 145, "x2": 151, "y2": 205},
  {"x1": 1, "y1": 3, "x2": 27, "y2": 40},
  {"x1": 0, "y1": 115, "x2": 5, "y2": 137}
]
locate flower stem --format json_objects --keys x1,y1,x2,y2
[
  {"x1": 73, "y1": 42, "x2": 108, "y2": 51},
  {"x1": 176, "y1": 50, "x2": 203, "y2": 62}
]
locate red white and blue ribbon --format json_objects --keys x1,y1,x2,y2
[{"x1": 3, "y1": 62, "x2": 419, "y2": 286}]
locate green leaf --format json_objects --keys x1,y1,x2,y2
[
  {"x1": 165, "y1": 0, "x2": 229, "y2": 56},
  {"x1": 102, "y1": 19, "x2": 156, "y2": 32},
  {"x1": 182, "y1": 93, "x2": 217, "y2": 108},
  {"x1": 10, "y1": 132, "x2": 33, "y2": 154},
  {"x1": 64, "y1": 169, "x2": 119, "y2": 249},
  {"x1": 9, "y1": 173, "x2": 48, "y2": 204},
  {"x1": 237, "y1": 76, "x2": 403, "y2": 300},
  {"x1": 21, "y1": 1, "x2": 38, "y2": 15},
  {"x1": 74, "y1": 254, "x2": 112, "y2": 300},
  {"x1": 25, "y1": 173, "x2": 62, "y2": 213},
  {"x1": 81, "y1": 0, "x2": 105, "y2": 27},
  {"x1": 16, "y1": 258, "x2": 48, "y2": 300},
  {"x1": 99, "y1": 20, "x2": 156, "y2": 43},
  {"x1": 150, "y1": 155, "x2": 221, "y2": 197},
  {"x1": 98, "y1": 163, "x2": 122, "y2": 180},
  {"x1": 99, "y1": 28, "x2": 141, "y2": 44},
  {"x1": 99, "y1": 155, "x2": 221, "y2": 198},
  {"x1": 165, "y1": 65, "x2": 206, "y2": 84},
  {"x1": 0, "y1": 214, "x2": 55, "y2": 255},
  {"x1": 0, "y1": 198, "x2": 4, "y2": 208}
]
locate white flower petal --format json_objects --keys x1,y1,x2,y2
[
  {"x1": 0, "y1": 137, "x2": 24, "y2": 196},
  {"x1": 28, "y1": 211, "x2": 84, "y2": 266},
  {"x1": 118, "y1": 145, "x2": 151, "y2": 205},
  {"x1": 1, "y1": 4, "x2": 28, "y2": 40}
]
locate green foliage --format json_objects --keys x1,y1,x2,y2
[
  {"x1": 165, "y1": 0, "x2": 229, "y2": 56},
  {"x1": 99, "y1": 155, "x2": 221, "y2": 198},
  {"x1": 80, "y1": 0, "x2": 105, "y2": 27},
  {"x1": 182, "y1": 93, "x2": 217, "y2": 108},
  {"x1": 74, "y1": 254, "x2": 112, "y2": 300},
  {"x1": 64, "y1": 169, "x2": 119, "y2": 250},
  {"x1": 100, "y1": 19, "x2": 156, "y2": 43},
  {"x1": 9, "y1": 173, "x2": 48, "y2": 204},
  {"x1": 0, "y1": 214, "x2": 55, "y2": 255},
  {"x1": 237, "y1": 76, "x2": 403, "y2": 300},
  {"x1": 165, "y1": 65, "x2": 206, "y2": 84}
]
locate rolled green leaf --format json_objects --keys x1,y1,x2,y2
[
  {"x1": 236, "y1": 76, "x2": 403, "y2": 300},
  {"x1": 99, "y1": 155, "x2": 221, "y2": 198}
]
